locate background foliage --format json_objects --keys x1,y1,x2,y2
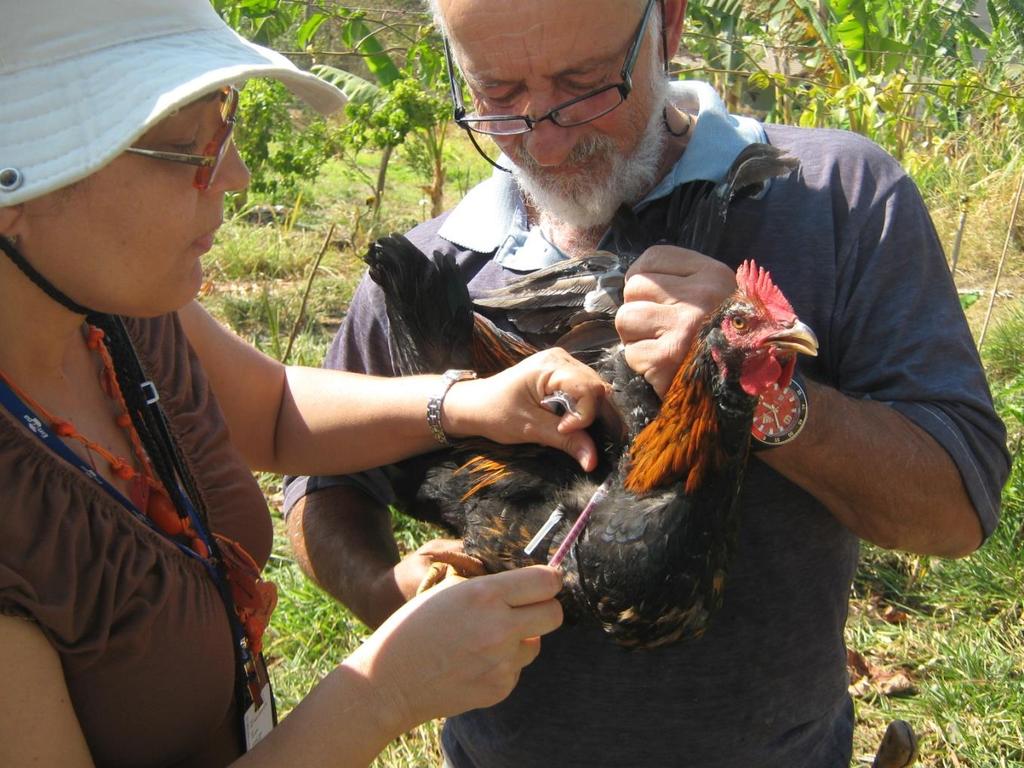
[{"x1": 203, "y1": 1, "x2": 1024, "y2": 765}]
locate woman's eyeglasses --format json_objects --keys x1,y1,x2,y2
[{"x1": 125, "y1": 86, "x2": 239, "y2": 191}]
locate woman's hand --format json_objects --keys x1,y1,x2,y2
[
  {"x1": 341, "y1": 565, "x2": 563, "y2": 734},
  {"x1": 442, "y1": 348, "x2": 610, "y2": 471}
]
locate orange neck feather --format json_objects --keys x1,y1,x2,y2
[{"x1": 623, "y1": 341, "x2": 722, "y2": 496}]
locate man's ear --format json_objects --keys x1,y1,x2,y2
[
  {"x1": 0, "y1": 206, "x2": 24, "y2": 240},
  {"x1": 662, "y1": 0, "x2": 687, "y2": 64}
]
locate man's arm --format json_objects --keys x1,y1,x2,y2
[
  {"x1": 281, "y1": 268, "x2": 450, "y2": 628},
  {"x1": 758, "y1": 380, "x2": 983, "y2": 557},
  {"x1": 287, "y1": 486, "x2": 471, "y2": 627},
  {"x1": 287, "y1": 486, "x2": 406, "y2": 628},
  {"x1": 617, "y1": 247, "x2": 996, "y2": 559}
]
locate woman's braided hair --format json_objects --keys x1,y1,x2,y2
[{"x1": 87, "y1": 313, "x2": 213, "y2": 530}]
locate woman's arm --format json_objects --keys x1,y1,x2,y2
[
  {"x1": 0, "y1": 615, "x2": 94, "y2": 767},
  {"x1": 237, "y1": 565, "x2": 563, "y2": 767},
  {"x1": 1, "y1": 566, "x2": 562, "y2": 768},
  {"x1": 178, "y1": 301, "x2": 606, "y2": 475}
]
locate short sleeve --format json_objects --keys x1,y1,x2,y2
[{"x1": 830, "y1": 170, "x2": 1009, "y2": 537}]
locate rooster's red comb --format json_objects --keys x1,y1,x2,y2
[{"x1": 735, "y1": 260, "x2": 795, "y2": 322}]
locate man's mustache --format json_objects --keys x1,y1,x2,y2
[{"x1": 510, "y1": 134, "x2": 617, "y2": 178}]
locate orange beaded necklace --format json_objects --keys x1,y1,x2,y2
[
  {"x1": 0, "y1": 323, "x2": 277, "y2": 655},
  {"x1": 0, "y1": 326, "x2": 211, "y2": 555}
]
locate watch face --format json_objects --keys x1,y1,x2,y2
[{"x1": 752, "y1": 379, "x2": 808, "y2": 446}]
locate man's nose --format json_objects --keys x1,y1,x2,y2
[{"x1": 521, "y1": 117, "x2": 580, "y2": 167}]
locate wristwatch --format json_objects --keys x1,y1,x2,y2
[
  {"x1": 427, "y1": 369, "x2": 477, "y2": 446},
  {"x1": 751, "y1": 375, "x2": 808, "y2": 448}
]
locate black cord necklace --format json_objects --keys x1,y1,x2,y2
[{"x1": 0, "y1": 235, "x2": 95, "y2": 316}]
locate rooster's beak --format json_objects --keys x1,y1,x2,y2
[{"x1": 766, "y1": 320, "x2": 818, "y2": 357}]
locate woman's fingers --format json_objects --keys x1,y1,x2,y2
[
  {"x1": 487, "y1": 564, "x2": 563, "y2": 606},
  {"x1": 559, "y1": 430, "x2": 599, "y2": 472},
  {"x1": 352, "y1": 564, "x2": 564, "y2": 729},
  {"x1": 514, "y1": 349, "x2": 607, "y2": 470},
  {"x1": 442, "y1": 347, "x2": 608, "y2": 470},
  {"x1": 516, "y1": 635, "x2": 543, "y2": 668},
  {"x1": 506, "y1": 596, "x2": 564, "y2": 640}
]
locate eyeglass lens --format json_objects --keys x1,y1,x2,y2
[
  {"x1": 194, "y1": 88, "x2": 239, "y2": 190},
  {"x1": 465, "y1": 87, "x2": 625, "y2": 135}
]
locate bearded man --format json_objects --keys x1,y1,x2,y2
[{"x1": 285, "y1": 1, "x2": 1008, "y2": 765}]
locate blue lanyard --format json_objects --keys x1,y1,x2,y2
[{"x1": 0, "y1": 376, "x2": 263, "y2": 702}]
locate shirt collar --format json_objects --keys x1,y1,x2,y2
[{"x1": 437, "y1": 80, "x2": 767, "y2": 270}]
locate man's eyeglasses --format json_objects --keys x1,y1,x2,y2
[
  {"x1": 443, "y1": 0, "x2": 662, "y2": 171},
  {"x1": 125, "y1": 86, "x2": 239, "y2": 191}
]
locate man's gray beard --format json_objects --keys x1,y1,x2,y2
[{"x1": 509, "y1": 84, "x2": 669, "y2": 230}]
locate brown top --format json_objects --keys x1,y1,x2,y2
[{"x1": 0, "y1": 313, "x2": 272, "y2": 767}]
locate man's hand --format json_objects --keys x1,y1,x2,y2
[
  {"x1": 616, "y1": 246, "x2": 735, "y2": 397},
  {"x1": 289, "y1": 490, "x2": 495, "y2": 627}
]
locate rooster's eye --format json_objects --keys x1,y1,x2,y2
[{"x1": 731, "y1": 315, "x2": 748, "y2": 331}]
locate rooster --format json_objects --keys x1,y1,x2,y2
[{"x1": 367, "y1": 144, "x2": 818, "y2": 649}]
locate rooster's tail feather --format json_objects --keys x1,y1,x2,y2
[
  {"x1": 677, "y1": 143, "x2": 799, "y2": 255},
  {"x1": 364, "y1": 235, "x2": 475, "y2": 374}
]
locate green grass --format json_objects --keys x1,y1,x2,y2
[
  {"x1": 847, "y1": 502, "x2": 1024, "y2": 765},
  {"x1": 200, "y1": 122, "x2": 1024, "y2": 768}
]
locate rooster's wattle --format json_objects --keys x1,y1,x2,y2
[{"x1": 366, "y1": 144, "x2": 818, "y2": 649}]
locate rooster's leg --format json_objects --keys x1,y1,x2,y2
[
  {"x1": 416, "y1": 562, "x2": 453, "y2": 594},
  {"x1": 414, "y1": 551, "x2": 488, "y2": 594}
]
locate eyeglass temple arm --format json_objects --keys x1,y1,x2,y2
[
  {"x1": 621, "y1": 0, "x2": 662, "y2": 86},
  {"x1": 442, "y1": 33, "x2": 511, "y2": 173},
  {"x1": 465, "y1": 129, "x2": 512, "y2": 174},
  {"x1": 124, "y1": 147, "x2": 215, "y2": 167},
  {"x1": 443, "y1": 37, "x2": 467, "y2": 120}
]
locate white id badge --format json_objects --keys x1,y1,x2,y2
[{"x1": 243, "y1": 683, "x2": 274, "y2": 751}]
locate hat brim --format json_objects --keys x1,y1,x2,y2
[{"x1": 1, "y1": 26, "x2": 346, "y2": 204}]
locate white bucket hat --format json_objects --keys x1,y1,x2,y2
[{"x1": 0, "y1": 0, "x2": 347, "y2": 206}]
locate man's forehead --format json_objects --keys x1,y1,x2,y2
[
  {"x1": 438, "y1": 0, "x2": 645, "y2": 16},
  {"x1": 441, "y1": 0, "x2": 642, "y2": 77},
  {"x1": 438, "y1": 0, "x2": 638, "y2": 30}
]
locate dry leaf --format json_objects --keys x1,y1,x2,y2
[
  {"x1": 881, "y1": 605, "x2": 910, "y2": 624},
  {"x1": 866, "y1": 593, "x2": 911, "y2": 624},
  {"x1": 847, "y1": 648, "x2": 917, "y2": 698}
]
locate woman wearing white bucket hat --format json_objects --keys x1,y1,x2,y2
[{"x1": 0, "y1": 1, "x2": 608, "y2": 765}]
